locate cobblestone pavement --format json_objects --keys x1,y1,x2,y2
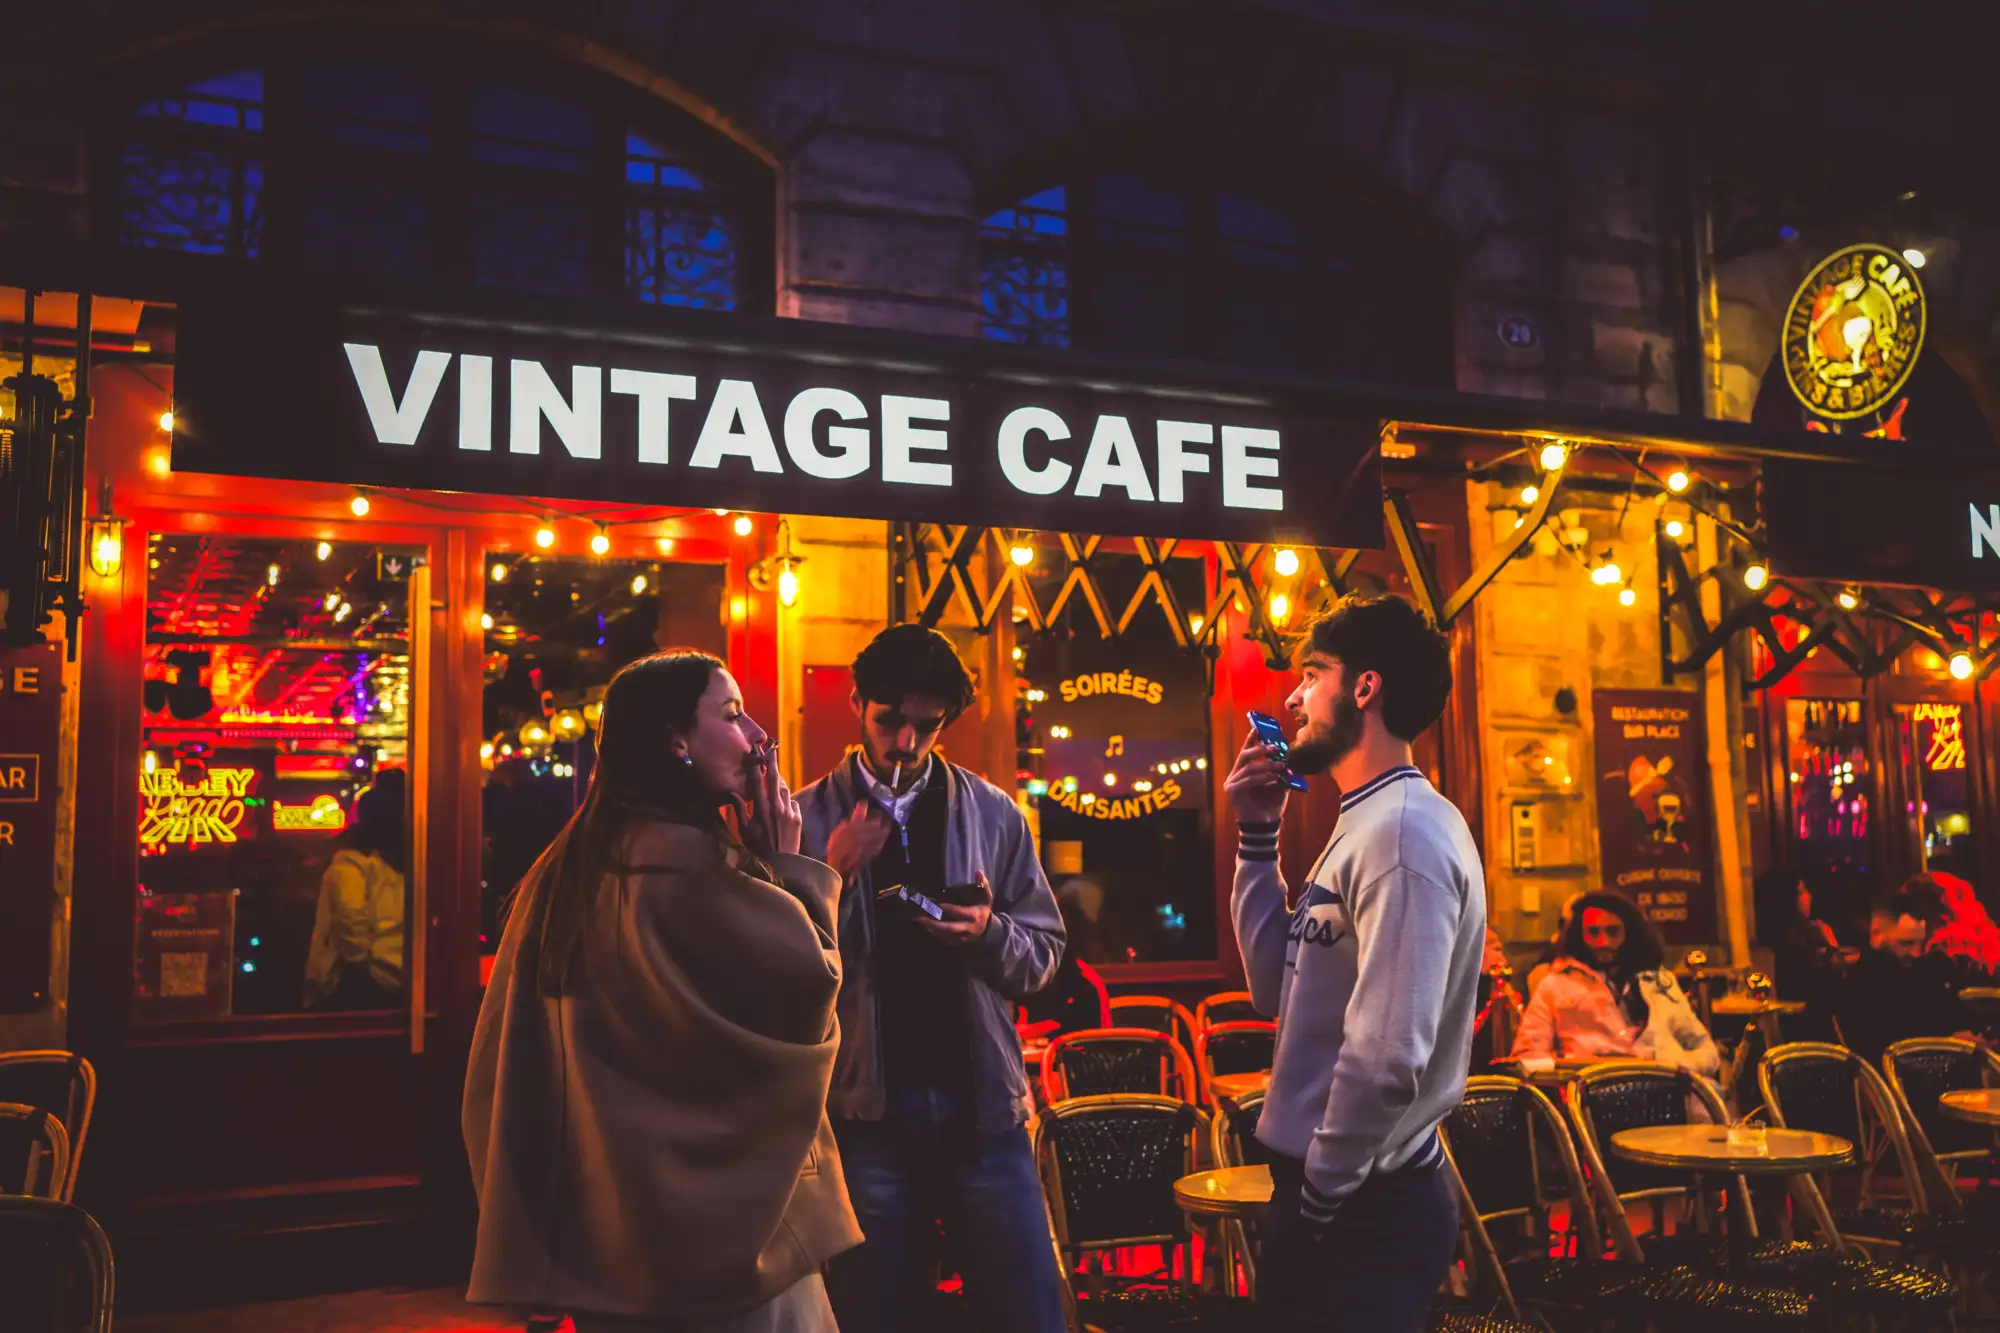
[{"x1": 116, "y1": 1287, "x2": 547, "y2": 1333}]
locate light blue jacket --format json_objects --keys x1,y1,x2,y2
[{"x1": 798, "y1": 753, "x2": 1065, "y2": 1134}]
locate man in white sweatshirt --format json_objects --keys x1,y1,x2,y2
[{"x1": 1226, "y1": 594, "x2": 1485, "y2": 1332}]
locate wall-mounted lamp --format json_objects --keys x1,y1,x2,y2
[
  {"x1": 749, "y1": 518, "x2": 808, "y2": 608},
  {"x1": 87, "y1": 481, "x2": 127, "y2": 578}
]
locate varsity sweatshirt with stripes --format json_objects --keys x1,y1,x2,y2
[{"x1": 1233, "y1": 765, "x2": 1486, "y2": 1223}]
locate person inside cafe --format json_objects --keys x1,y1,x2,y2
[
  {"x1": 1227, "y1": 594, "x2": 1486, "y2": 1333},
  {"x1": 797, "y1": 624, "x2": 1068, "y2": 1333},
  {"x1": 1510, "y1": 891, "x2": 1720, "y2": 1076},
  {"x1": 1834, "y1": 881, "x2": 1978, "y2": 1062},
  {"x1": 463, "y1": 650, "x2": 859, "y2": 1333},
  {"x1": 303, "y1": 768, "x2": 407, "y2": 1010},
  {"x1": 1753, "y1": 869, "x2": 1849, "y2": 1042},
  {"x1": 1020, "y1": 891, "x2": 1112, "y2": 1039}
]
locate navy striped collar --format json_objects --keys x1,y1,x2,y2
[{"x1": 1339, "y1": 764, "x2": 1425, "y2": 812}]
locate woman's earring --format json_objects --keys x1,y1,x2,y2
[{"x1": 677, "y1": 752, "x2": 693, "y2": 767}]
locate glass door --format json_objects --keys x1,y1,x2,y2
[{"x1": 1894, "y1": 700, "x2": 1977, "y2": 882}]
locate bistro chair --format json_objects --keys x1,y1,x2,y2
[
  {"x1": 1882, "y1": 1037, "x2": 2000, "y2": 1215},
  {"x1": 1193, "y1": 992, "x2": 1262, "y2": 1031},
  {"x1": 0, "y1": 1105, "x2": 71, "y2": 1202},
  {"x1": 1035, "y1": 1094, "x2": 1239, "y2": 1327},
  {"x1": 0, "y1": 1196, "x2": 115, "y2": 1333},
  {"x1": 0, "y1": 1053, "x2": 95, "y2": 1203},
  {"x1": 1193, "y1": 1021, "x2": 1274, "y2": 1110},
  {"x1": 1043, "y1": 1029, "x2": 1198, "y2": 1106},
  {"x1": 1109, "y1": 996, "x2": 1200, "y2": 1059},
  {"x1": 1755, "y1": 1044, "x2": 1961, "y2": 1319},
  {"x1": 1564, "y1": 1063, "x2": 1814, "y2": 1329},
  {"x1": 1430, "y1": 1143, "x2": 1557, "y2": 1333},
  {"x1": 1441, "y1": 1076, "x2": 1632, "y2": 1323},
  {"x1": 1205, "y1": 1088, "x2": 1267, "y2": 1301}
]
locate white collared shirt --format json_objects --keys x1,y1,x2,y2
[{"x1": 856, "y1": 754, "x2": 934, "y2": 828}]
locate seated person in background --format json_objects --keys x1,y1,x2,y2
[
  {"x1": 1834, "y1": 883, "x2": 1977, "y2": 1062},
  {"x1": 1754, "y1": 869, "x2": 1850, "y2": 1043},
  {"x1": 305, "y1": 770, "x2": 406, "y2": 1010},
  {"x1": 1524, "y1": 890, "x2": 1587, "y2": 1000},
  {"x1": 1511, "y1": 891, "x2": 1718, "y2": 1075},
  {"x1": 1917, "y1": 870, "x2": 2000, "y2": 984}
]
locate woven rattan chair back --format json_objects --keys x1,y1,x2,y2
[
  {"x1": 1194, "y1": 1021, "x2": 1274, "y2": 1108},
  {"x1": 0, "y1": 1054, "x2": 95, "y2": 1204},
  {"x1": 1759, "y1": 1041, "x2": 1923, "y2": 1217},
  {"x1": 1108, "y1": 996, "x2": 1199, "y2": 1055},
  {"x1": 1042, "y1": 1028, "x2": 1197, "y2": 1105},
  {"x1": 1884, "y1": 1036, "x2": 2000, "y2": 1217},
  {"x1": 1033, "y1": 1094, "x2": 1207, "y2": 1255}
]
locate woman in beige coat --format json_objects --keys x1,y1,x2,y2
[{"x1": 464, "y1": 650, "x2": 860, "y2": 1332}]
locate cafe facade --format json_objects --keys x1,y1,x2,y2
[{"x1": 6, "y1": 0, "x2": 2000, "y2": 1304}]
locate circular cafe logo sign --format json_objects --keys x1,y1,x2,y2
[{"x1": 1782, "y1": 243, "x2": 1926, "y2": 421}]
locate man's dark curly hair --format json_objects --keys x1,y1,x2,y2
[
  {"x1": 851, "y1": 624, "x2": 976, "y2": 723},
  {"x1": 1300, "y1": 593, "x2": 1454, "y2": 741}
]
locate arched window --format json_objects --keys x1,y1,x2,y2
[
  {"x1": 112, "y1": 51, "x2": 767, "y2": 311},
  {"x1": 980, "y1": 170, "x2": 1447, "y2": 381}
]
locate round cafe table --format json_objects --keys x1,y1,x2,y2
[
  {"x1": 1174, "y1": 1164, "x2": 1272, "y2": 1220},
  {"x1": 1610, "y1": 1125, "x2": 1853, "y2": 1252},
  {"x1": 1708, "y1": 996, "x2": 1808, "y2": 1048},
  {"x1": 1938, "y1": 1089, "x2": 2000, "y2": 1126},
  {"x1": 1211, "y1": 1071, "x2": 1270, "y2": 1102}
]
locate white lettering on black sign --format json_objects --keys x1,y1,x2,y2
[{"x1": 339, "y1": 343, "x2": 1286, "y2": 513}]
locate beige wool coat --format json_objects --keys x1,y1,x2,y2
[{"x1": 463, "y1": 821, "x2": 861, "y2": 1321}]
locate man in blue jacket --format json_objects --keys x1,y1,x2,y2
[{"x1": 797, "y1": 624, "x2": 1068, "y2": 1333}]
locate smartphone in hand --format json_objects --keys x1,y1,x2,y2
[{"x1": 1246, "y1": 711, "x2": 1311, "y2": 791}]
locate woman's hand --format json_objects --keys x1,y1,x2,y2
[{"x1": 740, "y1": 745, "x2": 802, "y2": 859}]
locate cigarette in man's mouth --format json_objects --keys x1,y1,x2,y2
[{"x1": 891, "y1": 761, "x2": 902, "y2": 791}]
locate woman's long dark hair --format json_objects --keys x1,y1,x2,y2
[
  {"x1": 506, "y1": 649, "x2": 740, "y2": 997},
  {"x1": 1559, "y1": 891, "x2": 1664, "y2": 1024}
]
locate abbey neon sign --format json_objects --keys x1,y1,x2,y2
[{"x1": 140, "y1": 767, "x2": 254, "y2": 849}]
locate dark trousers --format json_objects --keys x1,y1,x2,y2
[
  {"x1": 1258, "y1": 1150, "x2": 1459, "y2": 1333},
  {"x1": 825, "y1": 1086, "x2": 1068, "y2": 1333}
]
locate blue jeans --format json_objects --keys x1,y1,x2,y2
[
  {"x1": 1258, "y1": 1151, "x2": 1459, "y2": 1333},
  {"x1": 826, "y1": 1087, "x2": 1068, "y2": 1333}
]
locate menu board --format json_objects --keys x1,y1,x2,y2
[
  {"x1": 0, "y1": 640, "x2": 60, "y2": 1011},
  {"x1": 1591, "y1": 688, "x2": 1717, "y2": 945}
]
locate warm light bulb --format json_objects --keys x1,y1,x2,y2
[
  {"x1": 713, "y1": 508, "x2": 731, "y2": 516},
  {"x1": 1951, "y1": 652, "x2": 1975, "y2": 680},
  {"x1": 1009, "y1": 543, "x2": 1035, "y2": 568},
  {"x1": 349, "y1": 493, "x2": 371, "y2": 518},
  {"x1": 656, "y1": 536, "x2": 676, "y2": 554},
  {"x1": 145, "y1": 448, "x2": 171, "y2": 478},
  {"x1": 1538, "y1": 442, "x2": 1569, "y2": 472},
  {"x1": 534, "y1": 525, "x2": 556, "y2": 550},
  {"x1": 590, "y1": 529, "x2": 611, "y2": 557},
  {"x1": 1744, "y1": 562, "x2": 1769, "y2": 591},
  {"x1": 1664, "y1": 519, "x2": 1686, "y2": 540},
  {"x1": 1618, "y1": 586, "x2": 1638, "y2": 608},
  {"x1": 1273, "y1": 548, "x2": 1300, "y2": 577},
  {"x1": 1592, "y1": 562, "x2": 1623, "y2": 586},
  {"x1": 316, "y1": 541, "x2": 332, "y2": 561},
  {"x1": 1103, "y1": 772, "x2": 1117, "y2": 787},
  {"x1": 1903, "y1": 248, "x2": 1927, "y2": 269},
  {"x1": 1837, "y1": 589, "x2": 1859, "y2": 611},
  {"x1": 1189, "y1": 615, "x2": 1204, "y2": 635},
  {"x1": 89, "y1": 525, "x2": 124, "y2": 578},
  {"x1": 1268, "y1": 592, "x2": 1290, "y2": 623},
  {"x1": 732, "y1": 514, "x2": 754, "y2": 536},
  {"x1": 491, "y1": 563, "x2": 508, "y2": 582},
  {"x1": 1519, "y1": 485, "x2": 1539, "y2": 505},
  {"x1": 479, "y1": 742, "x2": 495, "y2": 762},
  {"x1": 1196, "y1": 757, "x2": 1208, "y2": 770},
  {"x1": 267, "y1": 563, "x2": 281, "y2": 586},
  {"x1": 1666, "y1": 469, "x2": 1691, "y2": 493},
  {"x1": 158, "y1": 410, "x2": 175, "y2": 433},
  {"x1": 1011, "y1": 646, "x2": 1025, "y2": 662},
  {"x1": 142, "y1": 750, "x2": 158, "y2": 775},
  {"x1": 777, "y1": 566, "x2": 800, "y2": 607},
  {"x1": 480, "y1": 613, "x2": 494, "y2": 630},
  {"x1": 631, "y1": 574, "x2": 649, "y2": 596}
]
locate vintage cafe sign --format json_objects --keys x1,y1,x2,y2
[
  {"x1": 172, "y1": 294, "x2": 1383, "y2": 548},
  {"x1": 1782, "y1": 243, "x2": 1926, "y2": 423}
]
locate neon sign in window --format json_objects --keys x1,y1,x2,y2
[
  {"x1": 1913, "y1": 702, "x2": 1966, "y2": 771},
  {"x1": 140, "y1": 767, "x2": 254, "y2": 849}
]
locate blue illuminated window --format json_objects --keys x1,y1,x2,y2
[{"x1": 117, "y1": 61, "x2": 762, "y2": 310}]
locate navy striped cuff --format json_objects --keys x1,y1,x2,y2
[
  {"x1": 1238, "y1": 822, "x2": 1280, "y2": 863},
  {"x1": 1300, "y1": 1177, "x2": 1344, "y2": 1225}
]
